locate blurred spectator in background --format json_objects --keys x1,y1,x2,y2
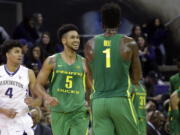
[
  {"x1": 19, "y1": 39, "x2": 32, "y2": 65},
  {"x1": 147, "y1": 110, "x2": 165, "y2": 135},
  {"x1": 0, "y1": 25, "x2": 10, "y2": 63},
  {"x1": 26, "y1": 45, "x2": 44, "y2": 76},
  {"x1": 13, "y1": 15, "x2": 39, "y2": 43},
  {"x1": 0, "y1": 26, "x2": 10, "y2": 45},
  {"x1": 37, "y1": 32, "x2": 56, "y2": 58},
  {"x1": 32, "y1": 13, "x2": 44, "y2": 37},
  {"x1": 30, "y1": 107, "x2": 52, "y2": 135},
  {"x1": 137, "y1": 36, "x2": 157, "y2": 76},
  {"x1": 144, "y1": 71, "x2": 158, "y2": 97},
  {"x1": 148, "y1": 18, "x2": 167, "y2": 65},
  {"x1": 129, "y1": 25, "x2": 146, "y2": 41}
]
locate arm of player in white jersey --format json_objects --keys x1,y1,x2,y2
[{"x1": 24, "y1": 69, "x2": 42, "y2": 107}]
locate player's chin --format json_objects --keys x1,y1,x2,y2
[{"x1": 72, "y1": 46, "x2": 79, "y2": 51}]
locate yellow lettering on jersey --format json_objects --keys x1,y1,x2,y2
[
  {"x1": 104, "y1": 40, "x2": 111, "y2": 47},
  {"x1": 57, "y1": 88, "x2": 80, "y2": 94},
  {"x1": 56, "y1": 70, "x2": 83, "y2": 77}
]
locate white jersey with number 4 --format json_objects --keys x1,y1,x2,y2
[{"x1": 0, "y1": 65, "x2": 29, "y2": 117}]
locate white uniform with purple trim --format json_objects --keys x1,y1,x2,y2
[{"x1": 0, "y1": 65, "x2": 34, "y2": 135}]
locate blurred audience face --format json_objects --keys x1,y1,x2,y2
[
  {"x1": 36, "y1": 13, "x2": 43, "y2": 25},
  {"x1": 137, "y1": 36, "x2": 145, "y2": 48},
  {"x1": 150, "y1": 110, "x2": 165, "y2": 130},
  {"x1": 154, "y1": 18, "x2": 161, "y2": 27},
  {"x1": 22, "y1": 45, "x2": 29, "y2": 54},
  {"x1": 41, "y1": 33, "x2": 50, "y2": 45},
  {"x1": 134, "y1": 26, "x2": 141, "y2": 36},
  {"x1": 146, "y1": 100, "x2": 156, "y2": 112},
  {"x1": 32, "y1": 46, "x2": 41, "y2": 59}
]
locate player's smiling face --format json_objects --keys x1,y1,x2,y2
[
  {"x1": 6, "y1": 47, "x2": 23, "y2": 65},
  {"x1": 63, "y1": 30, "x2": 80, "y2": 51}
]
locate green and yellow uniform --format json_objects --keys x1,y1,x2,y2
[
  {"x1": 132, "y1": 83, "x2": 147, "y2": 135},
  {"x1": 49, "y1": 53, "x2": 89, "y2": 135},
  {"x1": 169, "y1": 73, "x2": 180, "y2": 135},
  {"x1": 90, "y1": 34, "x2": 138, "y2": 135},
  {"x1": 170, "y1": 89, "x2": 180, "y2": 135},
  {"x1": 170, "y1": 73, "x2": 180, "y2": 94}
]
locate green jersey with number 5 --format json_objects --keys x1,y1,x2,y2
[
  {"x1": 90, "y1": 34, "x2": 131, "y2": 99},
  {"x1": 49, "y1": 53, "x2": 86, "y2": 113}
]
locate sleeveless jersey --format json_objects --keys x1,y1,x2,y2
[
  {"x1": 90, "y1": 34, "x2": 131, "y2": 99},
  {"x1": 49, "y1": 53, "x2": 86, "y2": 113},
  {"x1": 0, "y1": 65, "x2": 29, "y2": 118},
  {"x1": 170, "y1": 73, "x2": 180, "y2": 94},
  {"x1": 132, "y1": 83, "x2": 146, "y2": 118}
]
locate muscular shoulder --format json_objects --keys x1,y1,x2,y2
[
  {"x1": 84, "y1": 37, "x2": 96, "y2": 61},
  {"x1": 45, "y1": 54, "x2": 57, "y2": 68},
  {"x1": 122, "y1": 35, "x2": 137, "y2": 48}
]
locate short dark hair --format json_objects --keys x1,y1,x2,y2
[
  {"x1": 2, "y1": 40, "x2": 22, "y2": 55},
  {"x1": 101, "y1": 2, "x2": 121, "y2": 28},
  {"x1": 57, "y1": 24, "x2": 79, "y2": 44}
]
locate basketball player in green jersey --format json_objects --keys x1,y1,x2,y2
[
  {"x1": 84, "y1": 3, "x2": 142, "y2": 135},
  {"x1": 170, "y1": 89, "x2": 180, "y2": 135},
  {"x1": 132, "y1": 82, "x2": 147, "y2": 135},
  {"x1": 34, "y1": 24, "x2": 89, "y2": 135},
  {"x1": 169, "y1": 58, "x2": 180, "y2": 94}
]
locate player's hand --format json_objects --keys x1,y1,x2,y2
[
  {"x1": 44, "y1": 95, "x2": 59, "y2": 107},
  {"x1": 24, "y1": 97, "x2": 42, "y2": 107},
  {"x1": 2, "y1": 108, "x2": 17, "y2": 119}
]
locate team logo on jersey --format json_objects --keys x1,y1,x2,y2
[{"x1": 104, "y1": 40, "x2": 111, "y2": 47}]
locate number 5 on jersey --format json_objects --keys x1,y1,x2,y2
[
  {"x1": 65, "y1": 76, "x2": 73, "y2": 88},
  {"x1": 5, "y1": 88, "x2": 13, "y2": 98}
]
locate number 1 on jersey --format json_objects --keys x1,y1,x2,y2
[{"x1": 103, "y1": 48, "x2": 111, "y2": 68}]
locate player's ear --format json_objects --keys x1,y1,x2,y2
[
  {"x1": 6, "y1": 52, "x2": 9, "y2": 58},
  {"x1": 61, "y1": 37, "x2": 66, "y2": 45}
]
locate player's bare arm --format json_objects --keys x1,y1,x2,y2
[
  {"x1": 82, "y1": 58, "x2": 92, "y2": 105},
  {"x1": 0, "y1": 108, "x2": 17, "y2": 118},
  {"x1": 170, "y1": 91, "x2": 179, "y2": 110},
  {"x1": 121, "y1": 36, "x2": 142, "y2": 85},
  {"x1": 84, "y1": 38, "x2": 95, "y2": 96},
  {"x1": 24, "y1": 69, "x2": 42, "y2": 107},
  {"x1": 35, "y1": 55, "x2": 59, "y2": 106}
]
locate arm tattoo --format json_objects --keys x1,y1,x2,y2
[{"x1": 48, "y1": 57, "x2": 56, "y2": 66}]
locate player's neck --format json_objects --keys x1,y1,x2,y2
[
  {"x1": 61, "y1": 49, "x2": 77, "y2": 65},
  {"x1": 5, "y1": 62, "x2": 20, "y2": 72},
  {"x1": 104, "y1": 28, "x2": 118, "y2": 36}
]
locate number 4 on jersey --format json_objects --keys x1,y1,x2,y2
[{"x1": 5, "y1": 88, "x2": 13, "y2": 98}]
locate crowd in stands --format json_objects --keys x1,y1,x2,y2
[{"x1": 0, "y1": 12, "x2": 178, "y2": 135}]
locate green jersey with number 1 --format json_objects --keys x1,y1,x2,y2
[
  {"x1": 49, "y1": 53, "x2": 86, "y2": 113},
  {"x1": 90, "y1": 34, "x2": 132, "y2": 99}
]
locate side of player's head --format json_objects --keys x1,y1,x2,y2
[
  {"x1": 101, "y1": 2, "x2": 121, "y2": 29},
  {"x1": 2, "y1": 40, "x2": 22, "y2": 55},
  {"x1": 57, "y1": 24, "x2": 79, "y2": 45}
]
